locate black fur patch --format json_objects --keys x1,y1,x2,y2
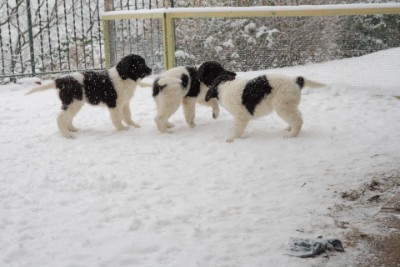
[
  {"x1": 205, "y1": 75, "x2": 236, "y2": 102},
  {"x1": 242, "y1": 75, "x2": 272, "y2": 116},
  {"x1": 212, "y1": 75, "x2": 236, "y2": 90},
  {"x1": 296, "y1": 76, "x2": 305, "y2": 89},
  {"x1": 198, "y1": 61, "x2": 236, "y2": 87},
  {"x1": 83, "y1": 71, "x2": 117, "y2": 108},
  {"x1": 152, "y1": 78, "x2": 167, "y2": 97},
  {"x1": 181, "y1": 73, "x2": 189, "y2": 89},
  {"x1": 55, "y1": 76, "x2": 83, "y2": 110},
  {"x1": 184, "y1": 66, "x2": 200, "y2": 98},
  {"x1": 116, "y1": 54, "x2": 152, "y2": 81}
]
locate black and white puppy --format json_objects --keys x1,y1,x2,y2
[
  {"x1": 26, "y1": 54, "x2": 152, "y2": 138},
  {"x1": 205, "y1": 74, "x2": 325, "y2": 142},
  {"x1": 152, "y1": 61, "x2": 236, "y2": 133}
]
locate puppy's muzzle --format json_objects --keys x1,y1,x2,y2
[{"x1": 142, "y1": 67, "x2": 152, "y2": 78}]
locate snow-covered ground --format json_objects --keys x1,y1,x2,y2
[{"x1": 1, "y1": 48, "x2": 399, "y2": 267}]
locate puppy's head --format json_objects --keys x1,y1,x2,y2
[
  {"x1": 116, "y1": 54, "x2": 152, "y2": 81},
  {"x1": 205, "y1": 75, "x2": 236, "y2": 102},
  {"x1": 198, "y1": 61, "x2": 236, "y2": 87}
]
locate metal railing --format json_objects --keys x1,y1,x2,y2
[
  {"x1": 102, "y1": 3, "x2": 400, "y2": 71},
  {"x1": 2, "y1": 1, "x2": 400, "y2": 82}
]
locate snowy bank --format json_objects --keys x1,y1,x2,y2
[{"x1": 1, "y1": 48, "x2": 400, "y2": 267}]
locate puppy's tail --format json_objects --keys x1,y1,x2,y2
[
  {"x1": 295, "y1": 77, "x2": 326, "y2": 90},
  {"x1": 25, "y1": 81, "x2": 56, "y2": 95},
  {"x1": 153, "y1": 77, "x2": 183, "y2": 97},
  {"x1": 157, "y1": 77, "x2": 182, "y2": 87}
]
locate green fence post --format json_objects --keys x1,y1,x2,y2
[
  {"x1": 104, "y1": 0, "x2": 116, "y2": 68},
  {"x1": 25, "y1": 0, "x2": 36, "y2": 76}
]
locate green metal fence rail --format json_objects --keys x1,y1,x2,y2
[
  {"x1": 103, "y1": 3, "x2": 400, "y2": 72},
  {"x1": 1, "y1": 1, "x2": 400, "y2": 83},
  {"x1": 0, "y1": 0, "x2": 170, "y2": 83},
  {"x1": 103, "y1": 0, "x2": 166, "y2": 72}
]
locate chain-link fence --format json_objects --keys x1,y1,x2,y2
[
  {"x1": 0, "y1": 0, "x2": 105, "y2": 82},
  {"x1": 1, "y1": 0, "x2": 399, "y2": 83},
  {"x1": 106, "y1": 0, "x2": 400, "y2": 74}
]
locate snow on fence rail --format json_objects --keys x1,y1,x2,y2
[{"x1": 102, "y1": 3, "x2": 400, "y2": 70}]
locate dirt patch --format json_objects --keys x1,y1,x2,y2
[
  {"x1": 345, "y1": 215, "x2": 400, "y2": 267},
  {"x1": 368, "y1": 216, "x2": 400, "y2": 267},
  {"x1": 331, "y1": 169, "x2": 400, "y2": 267}
]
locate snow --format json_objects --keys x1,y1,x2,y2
[
  {"x1": 102, "y1": 3, "x2": 400, "y2": 19},
  {"x1": 222, "y1": 40, "x2": 234, "y2": 48},
  {"x1": 1, "y1": 48, "x2": 400, "y2": 267},
  {"x1": 175, "y1": 50, "x2": 191, "y2": 59}
]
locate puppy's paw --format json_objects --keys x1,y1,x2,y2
[
  {"x1": 283, "y1": 132, "x2": 297, "y2": 139},
  {"x1": 159, "y1": 129, "x2": 173, "y2": 134},
  {"x1": 132, "y1": 123, "x2": 141, "y2": 128},
  {"x1": 212, "y1": 110, "x2": 220, "y2": 119},
  {"x1": 166, "y1": 122, "x2": 175, "y2": 129},
  {"x1": 284, "y1": 126, "x2": 291, "y2": 132},
  {"x1": 62, "y1": 133, "x2": 76, "y2": 139},
  {"x1": 68, "y1": 126, "x2": 79, "y2": 132},
  {"x1": 117, "y1": 125, "x2": 129, "y2": 131},
  {"x1": 157, "y1": 126, "x2": 173, "y2": 134},
  {"x1": 126, "y1": 120, "x2": 140, "y2": 128},
  {"x1": 188, "y1": 122, "x2": 196, "y2": 128},
  {"x1": 226, "y1": 137, "x2": 235, "y2": 143}
]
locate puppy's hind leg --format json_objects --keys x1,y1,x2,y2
[
  {"x1": 109, "y1": 108, "x2": 129, "y2": 131},
  {"x1": 154, "y1": 96, "x2": 181, "y2": 133},
  {"x1": 165, "y1": 121, "x2": 175, "y2": 129},
  {"x1": 275, "y1": 105, "x2": 303, "y2": 138},
  {"x1": 182, "y1": 97, "x2": 197, "y2": 128},
  {"x1": 122, "y1": 104, "x2": 140, "y2": 128},
  {"x1": 66, "y1": 100, "x2": 84, "y2": 132},
  {"x1": 226, "y1": 117, "x2": 250, "y2": 143},
  {"x1": 57, "y1": 107, "x2": 76, "y2": 139}
]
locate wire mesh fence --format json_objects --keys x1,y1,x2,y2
[
  {"x1": 108, "y1": 1, "x2": 400, "y2": 74},
  {"x1": 0, "y1": 0, "x2": 105, "y2": 82},
  {"x1": 107, "y1": 0, "x2": 165, "y2": 73},
  {"x1": 1, "y1": 0, "x2": 399, "y2": 83},
  {"x1": 173, "y1": 14, "x2": 400, "y2": 71},
  {"x1": 107, "y1": 0, "x2": 400, "y2": 74}
]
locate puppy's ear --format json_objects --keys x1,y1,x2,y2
[
  {"x1": 224, "y1": 71, "x2": 236, "y2": 77},
  {"x1": 205, "y1": 87, "x2": 218, "y2": 102},
  {"x1": 198, "y1": 61, "x2": 236, "y2": 86},
  {"x1": 116, "y1": 54, "x2": 151, "y2": 81},
  {"x1": 205, "y1": 74, "x2": 236, "y2": 102},
  {"x1": 198, "y1": 61, "x2": 223, "y2": 87},
  {"x1": 116, "y1": 56, "x2": 130, "y2": 80}
]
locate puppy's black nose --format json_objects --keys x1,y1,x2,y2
[{"x1": 225, "y1": 71, "x2": 236, "y2": 77}]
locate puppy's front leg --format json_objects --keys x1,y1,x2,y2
[
  {"x1": 182, "y1": 97, "x2": 196, "y2": 128},
  {"x1": 123, "y1": 104, "x2": 140, "y2": 128},
  {"x1": 109, "y1": 108, "x2": 128, "y2": 131},
  {"x1": 208, "y1": 98, "x2": 220, "y2": 119},
  {"x1": 275, "y1": 106, "x2": 303, "y2": 138},
  {"x1": 57, "y1": 111, "x2": 75, "y2": 139},
  {"x1": 226, "y1": 117, "x2": 249, "y2": 143}
]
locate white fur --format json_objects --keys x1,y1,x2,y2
[
  {"x1": 106, "y1": 67, "x2": 141, "y2": 130},
  {"x1": 26, "y1": 67, "x2": 140, "y2": 138},
  {"x1": 214, "y1": 74, "x2": 325, "y2": 142},
  {"x1": 25, "y1": 81, "x2": 56, "y2": 95},
  {"x1": 153, "y1": 67, "x2": 219, "y2": 133}
]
